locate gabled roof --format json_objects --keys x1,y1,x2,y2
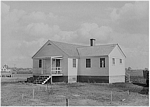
[
  {"x1": 51, "y1": 40, "x2": 84, "y2": 57},
  {"x1": 32, "y1": 40, "x2": 125, "y2": 58},
  {"x1": 77, "y1": 44, "x2": 117, "y2": 57}
]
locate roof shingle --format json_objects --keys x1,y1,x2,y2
[{"x1": 51, "y1": 40, "x2": 117, "y2": 57}]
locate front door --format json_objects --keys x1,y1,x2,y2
[{"x1": 56, "y1": 59, "x2": 60, "y2": 67}]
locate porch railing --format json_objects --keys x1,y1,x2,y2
[{"x1": 51, "y1": 67, "x2": 62, "y2": 74}]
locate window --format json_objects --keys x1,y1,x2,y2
[
  {"x1": 73, "y1": 59, "x2": 76, "y2": 68},
  {"x1": 39, "y1": 59, "x2": 42, "y2": 68},
  {"x1": 112, "y1": 58, "x2": 115, "y2": 65},
  {"x1": 86, "y1": 59, "x2": 91, "y2": 68},
  {"x1": 120, "y1": 59, "x2": 122, "y2": 64},
  {"x1": 100, "y1": 58, "x2": 105, "y2": 68}
]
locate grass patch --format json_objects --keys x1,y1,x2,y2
[{"x1": 1, "y1": 81, "x2": 149, "y2": 106}]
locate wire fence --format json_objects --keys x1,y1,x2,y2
[{"x1": 17, "y1": 83, "x2": 144, "y2": 106}]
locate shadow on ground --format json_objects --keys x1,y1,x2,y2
[{"x1": 133, "y1": 83, "x2": 149, "y2": 95}]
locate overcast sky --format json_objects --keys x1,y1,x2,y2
[{"x1": 1, "y1": 1, "x2": 149, "y2": 69}]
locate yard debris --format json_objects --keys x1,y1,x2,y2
[
  {"x1": 121, "y1": 99, "x2": 126, "y2": 101},
  {"x1": 72, "y1": 94, "x2": 80, "y2": 97}
]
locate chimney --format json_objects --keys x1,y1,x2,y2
[{"x1": 90, "y1": 39, "x2": 96, "y2": 46}]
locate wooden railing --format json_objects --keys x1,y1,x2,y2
[{"x1": 51, "y1": 67, "x2": 62, "y2": 74}]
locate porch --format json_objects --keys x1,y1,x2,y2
[
  {"x1": 33, "y1": 56, "x2": 63, "y2": 76},
  {"x1": 31, "y1": 56, "x2": 64, "y2": 84}
]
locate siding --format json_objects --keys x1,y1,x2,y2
[
  {"x1": 32, "y1": 40, "x2": 69, "y2": 76},
  {"x1": 109, "y1": 45, "x2": 125, "y2": 83},
  {"x1": 68, "y1": 58, "x2": 78, "y2": 83},
  {"x1": 33, "y1": 40, "x2": 68, "y2": 58},
  {"x1": 78, "y1": 56, "x2": 109, "y2": 76},
  {"x1": 33, "y1": 59, "x2": 42, "y2": 75}
]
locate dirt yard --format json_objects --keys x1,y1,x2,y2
[{"x1": 1, "y1": 78, "x2": 149, "y2": 106}]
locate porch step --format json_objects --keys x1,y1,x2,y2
[
  {"x1": 27, "y1": 76, "x2": 51, "y2": 84},
  {"x1": 34, "y1": 76, "x2": 50, "y2": 84}
]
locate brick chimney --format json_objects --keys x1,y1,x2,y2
[{"x1": 90, "y1": 39, "x2": 96, "y2": 46}]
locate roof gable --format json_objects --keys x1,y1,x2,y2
[
  {"x1": 109, "y1": 44, "x2": 126, "y2": 58},
  {"x1": 32, "y1": 40, "x2": 69, "y2": 58}
]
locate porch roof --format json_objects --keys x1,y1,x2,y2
[{"x1": 33, "y1": 56, "x2": 63, "y2": 59}]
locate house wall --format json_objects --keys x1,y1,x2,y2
[
  {"x1": 68, "y1": 58, "x2": 78, "y2": 83},
  {"x1": 45, "y1": 59, "x2": 51, "y2": 74},
  {"x1": 33, "y1": 40, "x2": 68, "y2": 58},
  {"x1": 108, "y1": 45, "x2": 125, "y2": 83},
  {"x1": 78, "y1": 56, "x2": 109, "y2": 76},
  {"x1": 77, "y1": 56, "x2": 109, "y2": 83},
  {"x1": 32, "y1": 40, "x2": 69, "y2": 76},
  {"x1": 33, "y1": 59, "x2": 42, "y2": 75},
  {"x1": 61, "y1": 57, "x2": 68, "y2": 76}
]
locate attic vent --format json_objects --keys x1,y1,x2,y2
[{"x1": 47, "y1": 43, "x2": 51, "y2": 45}]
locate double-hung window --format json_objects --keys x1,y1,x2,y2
[
  {"x1": 100, "y1": 58, "x2": 105, "y2": 68},
  {"x1": 112, "y1": 58, "x2": 115, "y2": 65},
  {"x1": 120, "y1": 59, "x2": 122, "y2": 64},
  {"x1": 86, "y1": 59, "x2": 91, "y2": 68},
  {"x1": 73, "y1": 59, "x2": 76, "y2": 68},
  {"x1": 39, "y1": 59, "x2": 42, "y2": 68}
]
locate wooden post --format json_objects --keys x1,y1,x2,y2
[
  {"x1": 47, "y1": 83, "x2": 48, "y2": 91},
  {"x1": 66, "y1": 98, "x2": 69, "y2": 106},
  {"x1": 33, "y1": 88, "x2": 35, "y2": 99},
  {"x1": 129, "y1": 74, "x2": 131, "y2": 83},
  {"x1": 22, "y1": 94, "x2": 24, "y2": 100},
  {"x1": 51, "y1": 57, "x2": 53, "y2": 84},
  {"x1": 45, "y1": 85, "x2": 47, "y2": 91},
  {"x1": 110, "y1": 91, "x2": 112, "y2": 103},
  {"x1": 51, "y1": 76, "x2": 53, "y2": 84},
  {"x1": 127, "y1": 90, "x2": 130, "y2": 95}
]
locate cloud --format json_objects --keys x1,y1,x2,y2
[
  {"x1": 110, "y1": 8, "x2": 119, "y2": 22},
  {"x1": 26, "y1": 23, "x2": 52, "y2": 36},
  {"x1": 111, "y1": 2, "x2": 148, "y2": 21},
  {"x1": 75, "y1": 23, "x2": 113, "y2": 44},
  {"x1": 1, "y1": 2, "x2": 10, "y2": 15},
  {"x1": 110, "y1": 1, "x2": 148, "y2": 34},
  {"x1": 22, "y1": 11, "x2": 58, "y2": 24}
]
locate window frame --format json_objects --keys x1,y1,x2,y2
[
  {"x1": 100, "y1": 58, "x2": 105, "y2": 68},
  {"x1": 120, "y1": 59, "x2": 122, "y2": 64},
  {"x1": 86, "y1": 59, "x2": 91, "y2": 68},
  {"x1": 73, "y1": 59, "x2": 76, "y2": 68},
  {"x1": 39, "y1": 59, "x2": 42, "y2": 68},
  {"x1": 112, "y1": 58, "x2": 115, "y2": 65}
]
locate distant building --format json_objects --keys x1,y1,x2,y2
[
  {"x1": 1, "y1": 65, "x2": 12, "y2": 77},
  {"x1": 1, "y1": 64, "x2": 11, "y2": 72}
]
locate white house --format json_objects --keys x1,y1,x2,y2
[
  {"x1": 31, "y1": 39, "x2": 126, "y2": 84},
  {"x1": 1, "y1": 65, "x2": 12, "y2": 77}
]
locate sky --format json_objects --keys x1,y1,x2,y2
[{"x1": 1, "y1": 1, "x2": 149, "y2": 69}]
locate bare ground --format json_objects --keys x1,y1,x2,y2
[{"x1": 1, "y1": 78, "x2": 149, "y2": 106}]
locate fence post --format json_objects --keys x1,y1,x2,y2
[
  {"x1": 129, "y1": 74, "x2": 131, "y2": 83},
  {"x1": 22, "y1": 94, "x2": 24, "y2": 100},
  {"x1": 33, "y1": 88, "x2": 35, "y2": 99},
  {"x1": 66, "y1": 98, "x2": 69, "y2": 106},
  {"x1": 110, "y1": 91, "x2": 112, "y2": 103},
  {"x1": 127, "y1": 90, "x2": 130, "y2": 95}
]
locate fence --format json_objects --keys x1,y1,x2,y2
[{"x1": 18, "y1": 83, "x2": 139, "y2": 106}]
